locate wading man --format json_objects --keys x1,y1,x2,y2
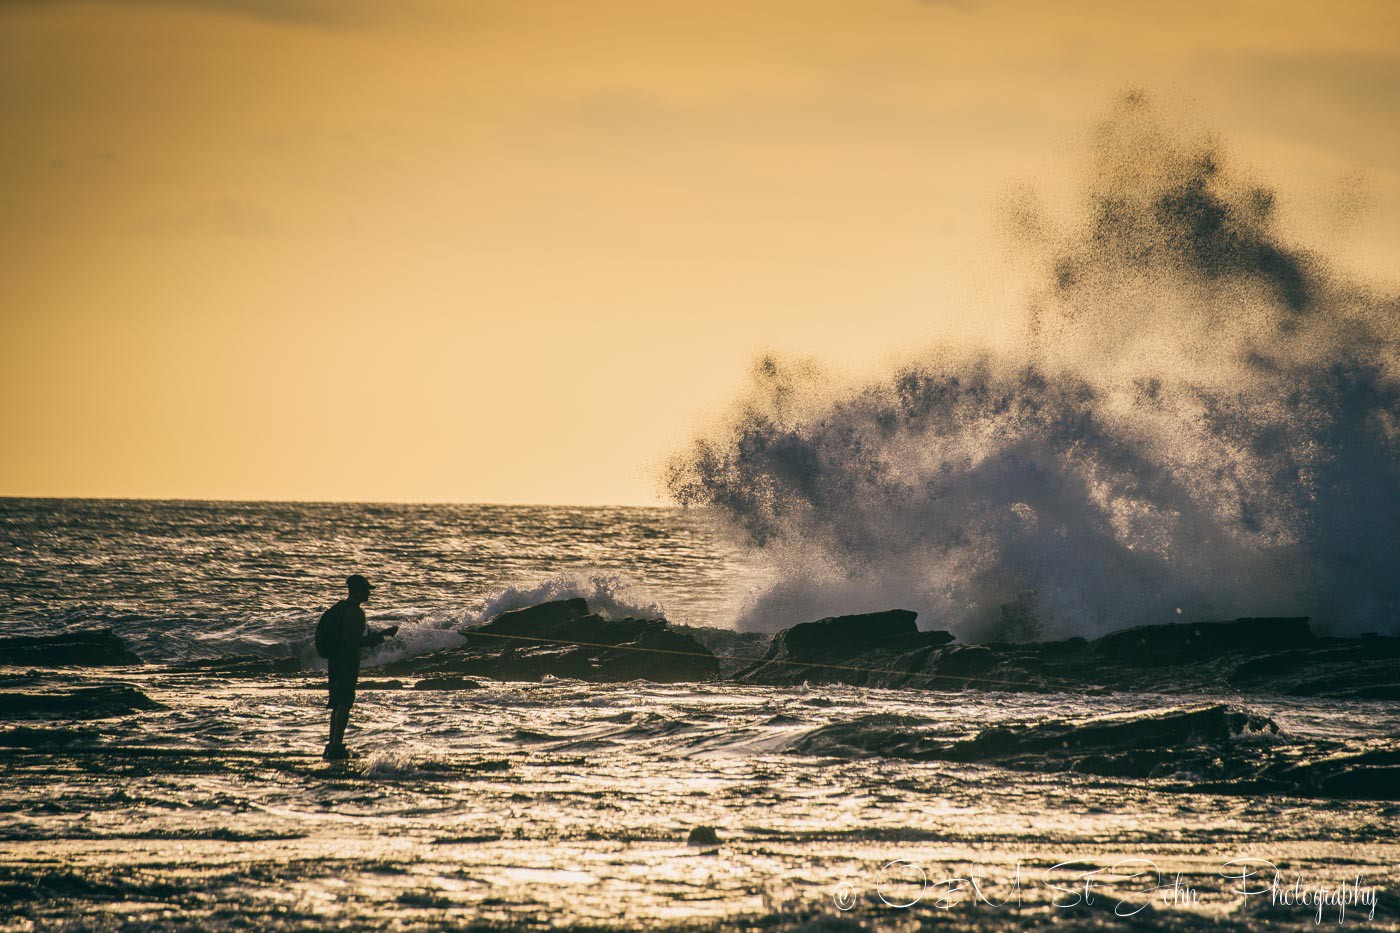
[{"x1": 315, "y1": 574, "x2": 398, "y2": 761}]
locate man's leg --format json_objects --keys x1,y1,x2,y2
[
  {"x1": 326, "y1": 664, "x2": 350, "y2": 759},
  {"x1": 324, "y1": 657, "x2": 358, "y2": 760},
  {"x1": 329, "y1": 705, "x2": 350, "y2": 751}
]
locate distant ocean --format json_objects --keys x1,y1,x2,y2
[{"x1": 0, "y1": 498, "x2": 758, "y2": 663}]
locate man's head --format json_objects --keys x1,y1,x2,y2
[{"x1": 346, "y1": 573, "x2": 373, "y2": 603}]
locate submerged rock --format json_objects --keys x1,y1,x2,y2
[
  {"x1": 167, "y1": 656, "x2": 302, "y2": 677},
  {"x1": 0, "y1": 685, "x2": 166, "y2": 719},
  {"x1": 0, "y1": 725, "x2": 103, "y2": 747},
  {"x1": 793, "y1": 704, "x2": 1277, "y2": 764},
  {"x1": 0, "y1": 631, "x2": 142, "y2": 667},
  {"x1": 686, "y1": 825, "x2": 721, "y2": 846},
  {"x1": 790, "y1": 702, "x2": 1400, "y2": 801},
  {"x1": 940, "y1": 704, "x2": 1278, "y2": 764},
  {"x1": 382, "y1": 599, "x2": 719, "y2": 683},
  {"x1": 925, "y1": 644, "x2": 999, "y2": 678},
  {"x1": 414, "y1": 677, "x2": 483, "y2": 691},
  {"x1": 1312, "y1": 764, "x2": 1400, "y2": 799}
]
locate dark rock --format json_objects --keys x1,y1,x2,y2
[
  {"x1": 663, "y1": 626, "x2": 773, "y2": 679},
  {"x1": 1232, "y1": 634, "x2": 1400, "y2": 697},
  {"x1": 764, "y1": 610, "x2": 921, "y2": 663},
  {"x1": 382, "y1": 600, "x2": 719, "y2": 683},
  {"x1": 1092, "y1": 617, "x2": 1315, "y2": 664},
  {"x1": 1359, "y1": 633, "x2": 1400, "y2": 656},
  {"x1": 0, "y1": 631, "x2": 142, "y2": 667},
  {"x1": 733, "y1": 610, "x2": 957, "y2": 686},
  {"x1": 686, "y1": 825, "x2": 720, "y2": 846},
  {"x1": 794, "y1": 705, "x2": 1302, "y2": 789},
  {"x1": 583, "y1": 624, "x2": 722, "y2": 682},
  {"x1": 1069, "y1": 751, "x2": 1170, "y2": 778},
  {"x1": 535, "y1": 614, "x2": 651, "y2": 647},
  {"x1": 792, "y1": 704, "x2": 1275, "y2": 768},
  {"x1": 396, "y1": 890, "x2": 457, "y2": 910},
  {"x1": 0, "y1": 726, "x2": 103, "y2": 747},
  {"x1": 926, "y1": 645, "x2": 999, "y2": 678},
  {"x1": 880, "y1": 629, "x2": 960, "y2": 654},
  {"x1": 730, "y1": 612, "x2": 1390, "y2": 699},
  {"x1": 1269, "y1": 749, "x2": 1400, "y2": 800},
  {"x1": 789, "y1": 703, "x2": 1399, "y2": 801},
  {"x1": 790, "y1": 713, "x2": 949, "y2": 759},
  {"x1": 414, "y1": 677, "x2": 483, "y2": 690},
  {"x1": 1315, "y1": 766, "x2": 1400, "y2": 800},
  {"x1": 1229, "y1": 648, "x2": 1340, "y2": 683},
  {"x1": 475, "y1": 598, "x2": 590, "y2": 638},
  {"x1": 942, "y1": 704, "x2": 1275, "y2": 762},
  {"x1": 1035, "y1": 637, "x2": 1090, "y2": 657},
  {"x1": 1282, "y1": 658, "x2": 1400, "y2": 699},
  {"x1": 0, "y1": 685, "x2": 166, "y2": 719}
]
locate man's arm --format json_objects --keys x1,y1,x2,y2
[
  {"x1": 362, "y1": 625, "x2": 399, "y2": 648},
  {"x1": 344, "y1": 603, "x2": 398, "y2": 650},
  {"x1": 352, "y1": 603, "x2": 398, "y2": 649}
]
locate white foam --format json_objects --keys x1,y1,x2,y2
[
  {"x1": 462, "y1": 571, "x2": 668, "y2": 627},
  {"x1": 362, "y1": 625, "x2": 468, "y2": 667},
  {"x1": 359, "y1": 750, "x2": 440, "y2": 777}
]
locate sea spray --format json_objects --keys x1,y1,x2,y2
[
  {"x1": 464, "y1": 571, "x2": 668, "y2": 625},
  {"x1": 666, "y1": 95, "x2": 1400, "y2": 639}
]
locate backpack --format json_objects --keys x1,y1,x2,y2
[{"x1": 314, "y1": 601, "x2": 346, "y2": 659}]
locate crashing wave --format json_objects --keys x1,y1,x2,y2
[
  {"x1": 460, "y1": 571, "x2": 668, "y2": 627},
  {"x1": 666, "y1": 95, "x2": 1400, "y2": 640}
]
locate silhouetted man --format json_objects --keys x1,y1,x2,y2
[{"x1": 317, "y1": 574, "x2": 398, "y2": 761}]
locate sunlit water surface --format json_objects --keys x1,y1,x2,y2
[
  {"x1": 2, "y1": 674, "x2": 1396, "y2": 930},
  {"x1": 1, "y1": 501, "x2": 1396, "y2": 929}
]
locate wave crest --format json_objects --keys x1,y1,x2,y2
[{"x1": 463, "y1": 571, "x2": 668, "y2": 626}]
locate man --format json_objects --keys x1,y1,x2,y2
[{"x1": 318, "y1": 574, "x2": 398, "y2": 761}]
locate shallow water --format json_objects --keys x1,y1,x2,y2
[{"x1": 2, "y1": 670, "x2": 1396, "y2": 931}]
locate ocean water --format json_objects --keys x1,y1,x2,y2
[
  {"x1": 2, "y1": 497, "x2": 1398, "y2": 930},
  {"x1": 0, "y1": 498, "x2": 761, "y2": 664}
]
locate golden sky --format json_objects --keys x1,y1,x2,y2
[{"x1": 3, "y1": 0, "x2": 1397, "y2": 504}]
